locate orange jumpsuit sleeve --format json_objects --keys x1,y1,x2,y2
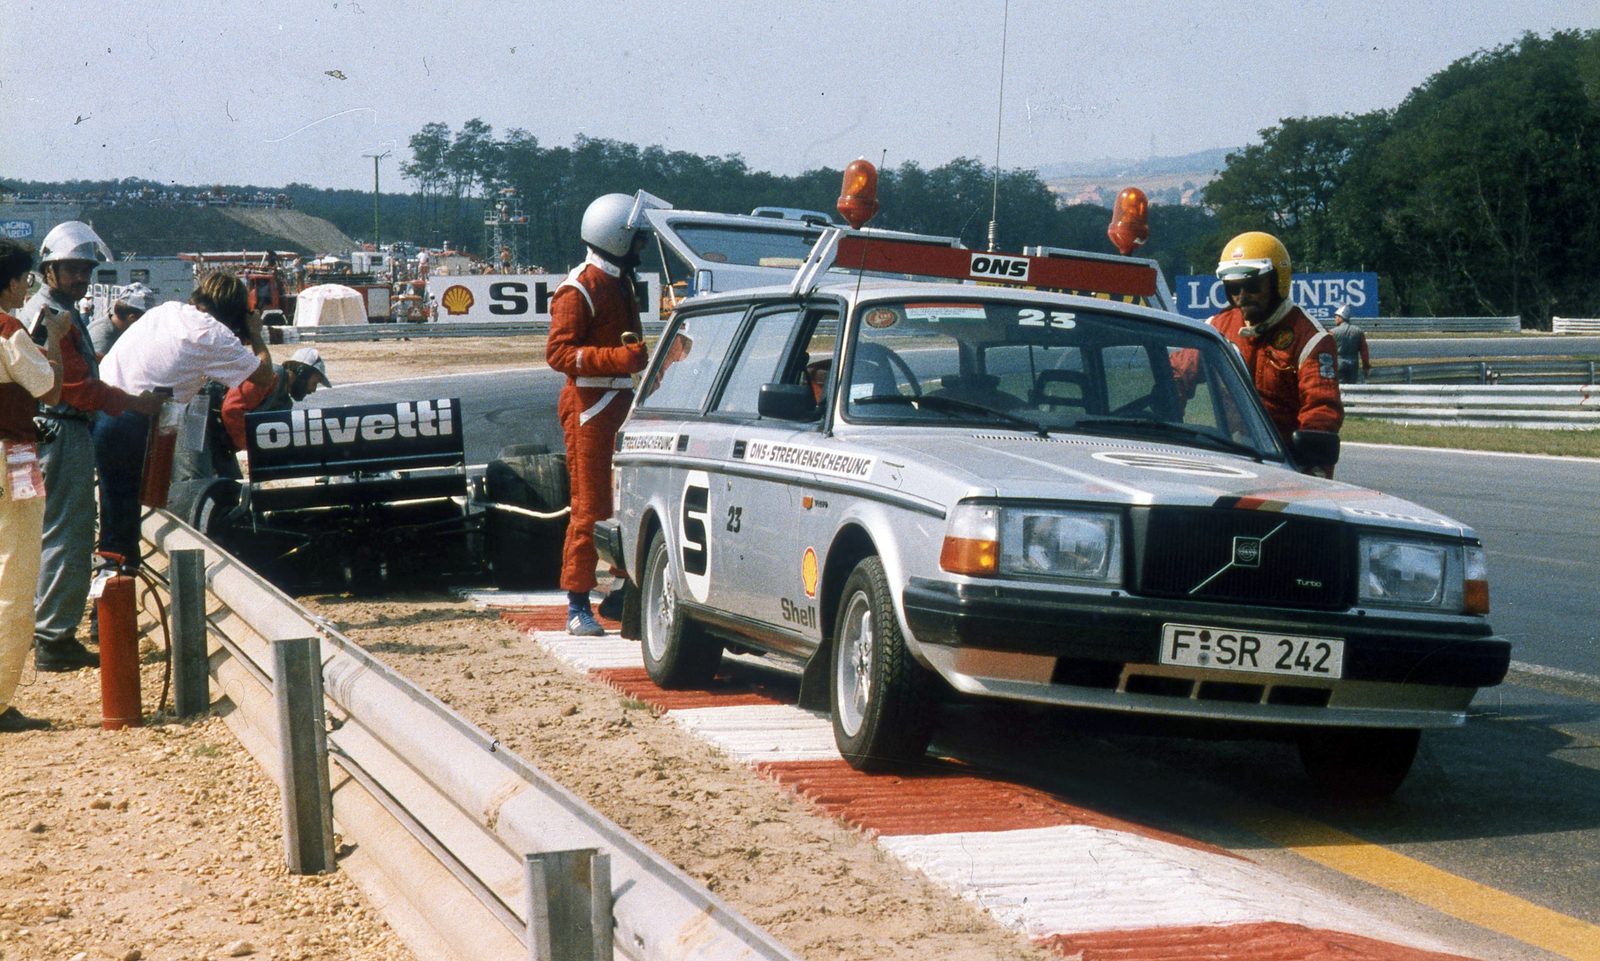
[
  {"x1": 1295, "y1": 333, "x2": 1344, "y2": 433},
  {"x1": 222, "y1": 374, "x2": 277, "y2": 450}
]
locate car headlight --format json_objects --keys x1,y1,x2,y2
[
  {"x1": 1358, "y1": 535, "x2": 1471, "y2": 611},
  {"x1": 942, "y1": 503, "x2": 1122, "y2": 586}
]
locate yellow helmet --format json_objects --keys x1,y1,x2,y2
[{"x1": 1216, "y1": 231, "x2": 1291, "y2": 299}]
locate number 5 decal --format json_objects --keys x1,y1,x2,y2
[{"x1": 680, "y1": 470, "x2": 712, "y2": 603}]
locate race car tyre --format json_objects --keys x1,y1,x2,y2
[
  {"x1": 1298, "y1": 727, "x2": 1420, "y2": 799},
  {"x1": 640, "y1": 531, "x2": 721, "y2": 688},
  {"x1": 831, "y1": 556, "x2": 935, "y2": 771},
  {"x1": 484, "y1": 447, "x2": 569, "y2": 589},
  {"x1": 167, "y1": 478, "x2": 241, "y2": 545}
]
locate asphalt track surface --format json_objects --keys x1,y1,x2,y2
[{"x1": 316, "y1": 369, "x2": 1600, "y2": 959}]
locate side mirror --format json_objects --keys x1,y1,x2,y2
[
  {"x1": 1291, "y1": 430, "x2": 1340, "y2": 470},
  {"x1": 757, "y1": 383, "x2": 819, "y2": 421}
]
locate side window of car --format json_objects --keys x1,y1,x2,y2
[
  {"x1": 636, "y1": 308, "x2": 748, "y2": 412},
  {"x1": 713, "y1": 308, "x2": 803, "y2": 415}
]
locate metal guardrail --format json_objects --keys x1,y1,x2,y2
[
  {"x1": 270, "y1": 321, "x2": 670, "y2": 344},
  {"x1": 1553, "y1": 317, "x2": 1600, "y2": 335},
  {"x1": 1363, "y1": 316, "x2": 1522, "y2": 333},
  {"x1": 140, "y1": 512, "x2": 802, "y2": 961},
  {"x1": 1341, "y1": 384, "x2": 1600, "y2": 428},
  {"x1": 1368, "y1": 360, "x2": 1597, "y2": 385}
]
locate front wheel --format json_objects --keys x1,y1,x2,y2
[
  {"x1": 1298, "y1": 727, "x2": 1420, "y2": 799},
  {"x1": 640, "y1": 532, "x2": 721, "y2": 688},
  {"x1": 831, "y1": 556, "x2": 934, "y2": 771}
]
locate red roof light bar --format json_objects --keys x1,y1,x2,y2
[{"x1": 834, "y1": 235, "x2": 1158, "y2": 299}]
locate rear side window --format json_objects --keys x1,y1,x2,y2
[{"x1": 636, "y1": 308, "x2": 747, "y2": 412}]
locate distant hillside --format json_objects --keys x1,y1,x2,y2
[
  {"x1": 0, "y1": 201, "x2": 356, "y2": 258},
  {"x1": 1037, "y1": 147, "x2": 1236, "y2": 181},
  {"x1": 1038, "y1": 147, "x2": 1235, "y2": 207}
]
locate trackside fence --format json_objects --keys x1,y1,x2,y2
[
  {"x1": 1368, "y1": 360, "x2": 1597, "y2": 386},
  {"x1": 1340, "y1": 384, "x2": 1600, "y2": 429},
  {"x1": 1363, "y1": 316, "x2": 1521, "y2": 333},
  {"x1": 269, "y1": 321, "x2": 669, "y2": 344},
  {"x1": 139, "y1": 512, "x2": 803, "y2": 961},
  {"x1": 1553, "y1": 317, "x2": 1600, "y2": 335}
]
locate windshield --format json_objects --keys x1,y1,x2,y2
[{"x1": 839, "y1": 298, "x2": 1283, "y2": 458}]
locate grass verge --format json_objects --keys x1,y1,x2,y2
[{"x1": 1341, "y1": 417, "x2": 1600, "y2": 457}]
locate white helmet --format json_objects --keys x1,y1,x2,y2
[
  {"x1": 1334, "y1": 304, "x2": 1351, "y2": 321},
  {"x1": 39, "y1": 221, "x2": 112, "y2": 266},
  {"x1": 116, "y1": 282, "x2": 154, "y2": 312},
  {"x1": 580, "y1": 193, "x2": 640, "y2": 258}
]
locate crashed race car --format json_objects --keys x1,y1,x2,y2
[{"x1": 165, "y1": 396, "x2": 570, "y2": 593}]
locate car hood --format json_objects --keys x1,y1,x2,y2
[{"x1": 860, "y1": 429, "x2": 1473, "y2": 539}]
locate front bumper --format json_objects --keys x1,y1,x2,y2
[{"x1": 903, "y1": 577, "x2": 1510, "y2": 729}]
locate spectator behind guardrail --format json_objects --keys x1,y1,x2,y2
[{"x1": 96, "y1": 271, "x2": 276, "y2": 570}]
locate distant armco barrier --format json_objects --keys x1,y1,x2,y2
[
  {"x1": 1553, "y1": 317, "x2": 1600, "y2": 335},
  {"x1": 1362, "y1": 316, "x2": 1522, "y2": 333},
  {"x1": 1341, "y1": 384, "x2": 1600, "y2": 429}
]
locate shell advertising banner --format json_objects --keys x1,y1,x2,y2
[{"x1": 427, "y1": 273, "x2": 661, "y2": 324}]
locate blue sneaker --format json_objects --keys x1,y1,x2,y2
[{"x1": 566, "y1": 609, "x2": 606, "y2": 637}]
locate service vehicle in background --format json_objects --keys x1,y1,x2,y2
[
  {"x1": 179, "y1": 250, "x2": 302, "y2": 322},
  {"x1": 596, "y1": 165, "x2": 1510, "y2": 797}
]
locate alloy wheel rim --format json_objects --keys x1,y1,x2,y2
[
  {"x1": 646, "y1": 552, "x2": 673, "y2": 662},
  {"x1": 836, "y1": 592, "x2": 873, "y2": 736}
]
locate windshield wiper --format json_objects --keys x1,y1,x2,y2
[
  {"x1": 855, "y1": 395, "x2": 1049, "y2": 437},
  {"x1": 1069, "y1": 415, "x2": 1267, "y2": 461}
]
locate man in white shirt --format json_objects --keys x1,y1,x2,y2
[{"x1": 96, "y1": 271, "x2": 273, "y2": 567}]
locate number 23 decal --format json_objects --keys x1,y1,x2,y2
[
  {"x1": 1018, "y1": 309, "x2": 1076, "y2": 329},
  {"x1": 726, "y1": 505, "x2": 743, "y2": 532}
]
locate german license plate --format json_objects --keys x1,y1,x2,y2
[{"x1": 1159, "y1": 623, "x2": 1344, "y2": 679}]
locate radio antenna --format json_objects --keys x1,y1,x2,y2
[{"x1": 988, "y1": 0, "x2": 1010, "y2": 252}]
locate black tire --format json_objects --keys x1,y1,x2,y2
[
  {"x1": 640, "y1": 532, "x2": 721, "y2": 687},
  {"x1": 1298, "y1": 728, "x2": 1420, "y2": 799},
  {"x1": 831, "y1": 556, "x2": 935, "y2": 771},
  {"x1": 497, "y1": 442, "x2": 550, "y2": 460},
  {"x1": 167, "y1": 478, "x2": 241, "y2": 545},
  {"x1": 483, "y1": 451, "x2": 569, "y2": 589}
]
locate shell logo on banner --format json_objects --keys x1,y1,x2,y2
[
  {"x1": 802, "y1": 547, "x2": 819, "y2": 598},
  {"x1": 441, "y1": 285, "x2": 475, "y2": 316}
]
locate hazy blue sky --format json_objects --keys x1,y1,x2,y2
[{"x1": 1, "y1": 0, "x2": 1592, "y2": 191}]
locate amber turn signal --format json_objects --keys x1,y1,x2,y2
[
  {"x1": 939, "y1": 536, "x2": 998, "y2": 576},
  {"x1": 1464, "y1": 579, "x2": 1490, "y2": 614},
  {"x1": 837, "y1": 159, "x2": 880, "y2": 229},
  {"x1": 1107, "y1": 187, "x2": 1150, "y2": 255}
]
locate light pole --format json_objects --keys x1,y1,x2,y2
[{"x1": 362, "y1": 149, "x2": 392, "y2": 251}]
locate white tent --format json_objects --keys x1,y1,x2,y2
[{"x1": 295, "y1": 284, "x2": 367, "y2": 327}]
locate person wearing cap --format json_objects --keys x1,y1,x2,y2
[
  {"x1": 219, "y1": 346, "x2": 330, "y2": 453},
  {"x1": 17, "y1": 222, "x2": 165, "y2": 673},
  {"x1": 0, "y1": 239, "x2": 69, "y2": 730},
  {"x1": 546, "y1": 194, "x2": 651, "y2": 636},
  {"x1": 88, "y1": 282, "x2": 154, "y2": 359},
  {"x1": 1174, "y1": 231, "x2": 1342, "y2": 473},
  {"x1": 1328, "y1": 304, "x2": 1371, "y2": 385},
  {"x1": 96, "y1": 271, "x2": 274, "y2": 568}
]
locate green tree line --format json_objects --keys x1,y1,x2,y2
[
  {"x1": 1203, "y1": 29, "x2": 1600, "y2": 325},
  {"x1": 395, "y1": 124, "x2": 1214, "y2": 278}
]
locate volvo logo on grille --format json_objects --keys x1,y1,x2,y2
[{"x1": 1232, "y1": 536, "x2": 1263, "y2": 568}]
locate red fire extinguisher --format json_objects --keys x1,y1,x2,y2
[{"x1": 95, "y1": 553, "x2": 142, "y2": 731}]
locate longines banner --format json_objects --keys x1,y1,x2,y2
[
  {"x1": 1173, "y1": 271, "x2": 1378, "y2": 322},
  {"x1": 427, "y1": 272, "x2": 661, "y2": 323}
]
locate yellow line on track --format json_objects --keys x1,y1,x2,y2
[{"x1": 1236, "y1": 805, "x2": 1600, "y2": 961}]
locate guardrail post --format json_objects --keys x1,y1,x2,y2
[
  {"x1": 169, "y1": 548, "x2": 210, "y2": 717},
  {"x1": 525, "y1": 848, "x2": 613, "y2": 961},
  {"x1": 274, "y1": 636, "x2": 335, "y2": 875}
]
